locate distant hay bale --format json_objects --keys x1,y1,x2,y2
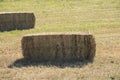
[
  {"x1": 21, "y1": 32, "x2": 96, "y2": 62},
  {"x1": 0, "y1": 12, "x2": 35, "y2": 31}
]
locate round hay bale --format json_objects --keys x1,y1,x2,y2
[
  {"x1": 21, "y1": 32, "x2": 96, "y2": 62},
  {"x1": 0, "y1": 12, "x2": 35, "y2": 31}
]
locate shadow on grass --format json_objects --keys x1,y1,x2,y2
[{"x1": 8, "y1": 58, "x2": 93, "y2": 68}]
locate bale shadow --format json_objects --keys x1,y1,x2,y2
[
  {"x1": 0, "y1": 27, "x2": 34, "y2": 32},
  {"x1": 8, "y1": 58, "x2": 93, "y2": 68}
]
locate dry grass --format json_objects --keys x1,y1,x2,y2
[{"x1": 0, "y1": 0, "x2": 120, "y2": 80}]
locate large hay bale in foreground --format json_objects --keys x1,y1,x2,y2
[
  {"x1": 0, "y1": 12, "x2": 35, "y2": 31},
  {"x1": 22, "y1": 32, "x2": 96, "y2": 62}
]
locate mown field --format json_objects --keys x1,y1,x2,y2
[{"x1": 0, "y1": 0, "x2": 120, "y2": 80}]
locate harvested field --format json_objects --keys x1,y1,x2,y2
[
  {"x1": 22, "y1": 33, "x2": 96, "y2": 62},
  {"x1": 0, "y1": 12, "x2": 35, "y2": 31},
  {"x1": 0, "y1": 0, "x2": 120, "y2": 80}
]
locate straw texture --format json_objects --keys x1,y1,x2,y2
[
  {"x1": 21, "y1": 33, "x2": 96, "y2": 62},
  {"x1": 0, "y1": 12, "x2": 35, "y2": 31}
]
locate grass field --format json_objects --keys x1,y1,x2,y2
[{"x1": 0, "y1": 0, "x2": 120, "y2": 80}]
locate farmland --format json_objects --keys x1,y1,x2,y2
[{"x1": 0, "y1": 0, "x2": 120, "y2": 80}]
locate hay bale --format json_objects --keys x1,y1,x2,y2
[
  {"x1": 0, "y1": 12, "x2": 35, "y2": 31},
  {"x1": 21, "y1": 32, "x2": 96, "y2": 62}
]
